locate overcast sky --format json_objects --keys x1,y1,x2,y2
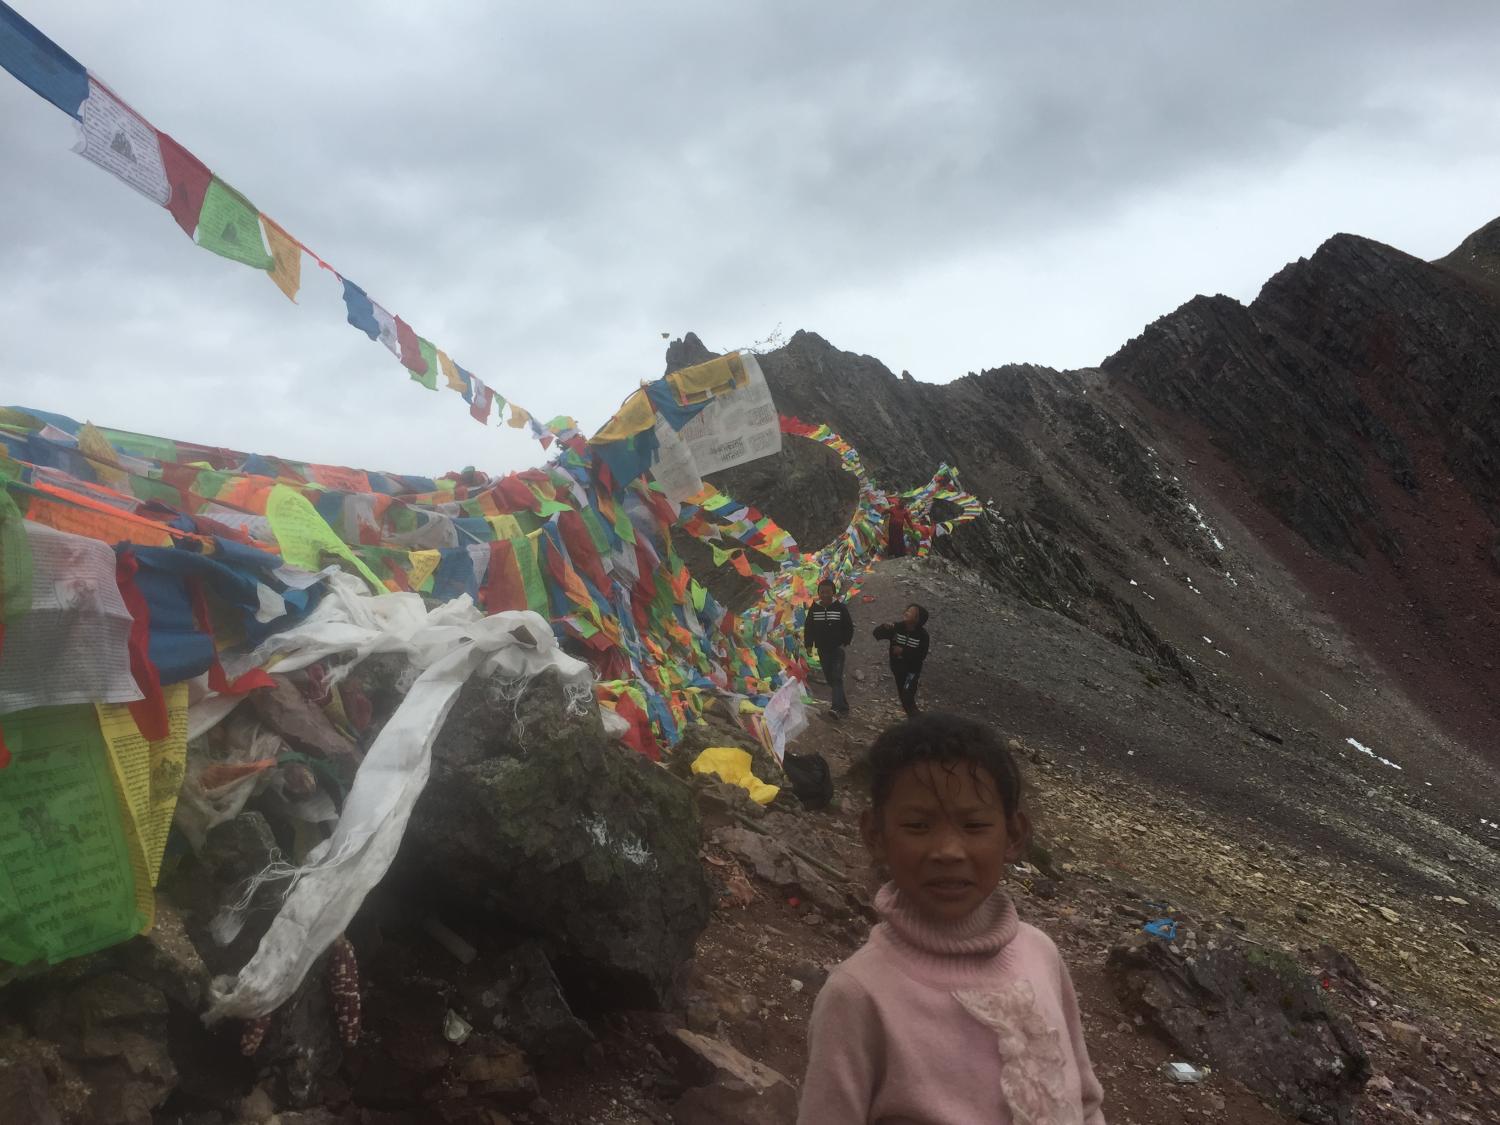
[{"x1": 4, "y1": 1, "x2": 1499, "y2": 477}]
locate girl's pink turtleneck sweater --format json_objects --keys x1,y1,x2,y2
[{"x1": 798, "y1": 884, "x2": 1106, "y2": 1125}]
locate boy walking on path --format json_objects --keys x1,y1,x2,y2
[
  {"x1": 803, "y1": 578, "x2": 854, "y2": 718},
  {"x1": 873, "y1": 603, "x2": 930, "y2": 715}
]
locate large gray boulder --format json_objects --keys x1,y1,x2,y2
[
  {"x1": 1108, "y1": 933, "x2": 1369, "y2": 1124},
  {"x1": 400, "y1": 666, "x2": 712, "y2": 1008}
]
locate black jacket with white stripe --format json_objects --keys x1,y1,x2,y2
[
  {"x1": 873, "y1": 621, "x2": 930, "y2": 672},
  {"x1": 803, "y1": 601, "x2": 854, "y2": 653}
]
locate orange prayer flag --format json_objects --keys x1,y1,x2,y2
[
  {"x1": 261, "y1": 216, "x2": 302, "y2": 302},
  {"x1": 437, "y1": 350, "x2": 467, "y2": 393},
  {"x1": 25, "y1": 494, "x2": 173, "y2": 548}
]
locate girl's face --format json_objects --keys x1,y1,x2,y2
[
  {"x1": 863, "y1": 760, "x2": 1027, "y2": 924},
  {"x1": 902, "y1": 605, "x2": 922, "y2": 629}
]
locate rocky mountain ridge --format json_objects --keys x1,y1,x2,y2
[{"x1": 689, "y1": 216, "x2": 1500, "y2": 770}]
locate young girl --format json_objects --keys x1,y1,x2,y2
[{"x1": 798, "y1": 712, "x2": 1106, "y2": 1124}]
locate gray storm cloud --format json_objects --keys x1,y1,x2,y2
[{"x1": 3, "y1": 0, "x2": 1499, "y2": 473}]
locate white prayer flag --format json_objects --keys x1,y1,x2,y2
[{"x1": 72, "y1": 76, "x2": 169, "y2": 205}]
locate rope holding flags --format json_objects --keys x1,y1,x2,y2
[{"x1": 0, "y1": 2, "x2": 541, "y2": 433}]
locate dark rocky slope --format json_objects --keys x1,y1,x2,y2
[
  {"x1": 675, "y1": 216, "x2": 1500, "y2": 763},
  {"x1": 1106, "y1": 232, "x2": 1500, "y2": 752}
]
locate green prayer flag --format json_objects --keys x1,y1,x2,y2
[
  {"x1": 0, "y1": 707, "x2": 145, "y2": 965},
  {"x1": 128, "y1": 475, "x2": 183, "y2": 507},
  {"x1": 413, "y1": 337, "x2": 439, "y2": 391},
  {"x1": 690, "y1": 580, "x2": 708, "y2": 614},
  {"x1": 579, "y1": 507, "x2": 611, "y2": 554},
  {"x1": 536, "y1": 499, "x2": 572, "y2": 518},
  {"x1": 510, "y1": 534, "x2": 549, "y2": 615},
  {"x1": 395, "y1": 507, "x2": 423, "y2": 535},
  {"x1": 196, "y1": 179, "x2": 274, "y2": 269},
  {"x1": 99, "y1": 429, "x2": 179, "y2": 464},
  {"x1": 611, "y1": 503, "x2": 636, "y2": 546},
  {"x1": 265, "y1": 484, "x2": 384, "y2": 592},
  {"x1": 0, "y1": 485, "x2": 33, "y2": 622},
  {"x1": 192, "y1": 468, "x2": 231, "y2": 500}
]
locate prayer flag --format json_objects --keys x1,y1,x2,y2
[
  {"x1": 196, "y1": 178, "x2": 272, "y2": 269},
  {"x1": 394, "y1": 317, "x2": 427, "y2": 377},
  {"x1": 469, "y1": 378, "x2": 494, "y2": 423},
  {"x1": 0, "y1": 706, "x2": 144, "y2": 964},
  {"x1": 593, "y1": 388, "x2": 658, "y2": 443},
  {"x1": 666, "y1": 351, "x2": 748, "y2": 404},
  {"x1": 411, "y1": 337, "x2": 438, "y2": 390},
  {"x1": 406, "y1": 549, "x2": 440, "y2": 590},
  {"x1": 485, "y1": 534, "x2": 548, "y2": 614},
  {"x1": 594, "y1": 430, "x2": 658, "y2": 492},
  {"x1": 437, "y1": 349, "x2": 466, "y2": 394},
  {"x1": 371, "y1": 304, "x2": 400, "y2": 359},
  {"x1": 262, "y1": 216, "x2": 302, "y2": 302},
  {"x1": 342, "y1": 280, "x2": 379, "y2": 339},
  {"x1": 0, "y1": 2, "x2": 88, "y2": 117},
  {"x1": 72, "y1": 77, "x2": 169, "y2": 205},
  {"x1": 559, "y1": 510, "x2": 609, "y2": 591},
  {"x1": 507, "y1": 403, "x2": 531, "y2": 430},
  {"x1": 158, "y1": 132, "x2": 211, "y2": 237}
]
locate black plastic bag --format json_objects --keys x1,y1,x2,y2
[{"x1": 782, "y1": 751, "x2": 833, "y2": 810}]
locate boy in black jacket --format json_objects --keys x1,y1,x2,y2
[
  {"x1": 803, "y1": 578, "x2": 854, "y2": 717},
  {"x1": 873, "y1": 603, "x2": 930, "y2": 715}
]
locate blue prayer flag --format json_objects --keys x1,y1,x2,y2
[
  {"x1": 0, "y1": 3, "x2": 88, "y2": 118},
  {"x1": 341, "y1": 279, "x2": 379, "y2": 340}
]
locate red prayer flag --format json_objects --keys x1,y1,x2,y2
[
  {"x1": 115, "y1": 550, "x2": 169, "y2": 741},
  {"x1": 485, "y1": 539, "x2": 527, "y2": 613},
  {"x1": 394, "y1": 316, "x2": 427, "y2": 374},
  {"x1": 493, "y1": 473, "x2": 537, "y2": 512},
  {"x1": 541, "y1": 535, "x2": 592, "y2": 613},
  {"x1": 613, "y1": 694, "x2": 660, "y2": 761},
  {"x1": 558, "y1": 511, "x2": 609, "y2": 592},
  {"x1": 469, "y1": 378, "x2": 495, "y2": 424},
  {"x1": 158, "y1": 132, "x2": 213, "y2": 237}
]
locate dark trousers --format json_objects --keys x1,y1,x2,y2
[
  {"x1": 894, "y1": 667, "x2": 921, "y2": 714},
  {"x1": 887, "y1": 532, "x2": 906, "y2": 557},
  {"x1": 820, "y1": 646, "x2": 849, "y2": 714}
]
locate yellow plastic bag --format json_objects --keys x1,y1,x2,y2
[{"x1": 690, "y1": 746, "x2": 780, "y2": 806}]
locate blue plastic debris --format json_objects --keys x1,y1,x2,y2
[{"x1": 1143, "y1": 918, "x2": 1179, "y2": 941}]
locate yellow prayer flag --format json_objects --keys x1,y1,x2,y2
[
  {"x1": 507, "y1": 403, "x2": 532, "y2": 430},
  {"x1": 437, "y1": 350, "x2": 467, "y2": 393},
  {"x1": 77, "y1": 422, "x2": 130, "y2": 489},
  {"x1": 262, "y1": 217, "x2": 302, "y2": 302},
  {"x1": 406, "y1": 549, "x2": 441, "y2": 589},
  {"x1": 97, "y1": 683, "x2": 190, "y2": 932},
  {"x1": 593, "y1": 388, "x2": 658, "y2": 442},
  {"x1": 486, "y1": 514, "x2": 522, "y2": 540},
  {"x1": 666, "y1": 352, "x2": 748, "y2": 403}
]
